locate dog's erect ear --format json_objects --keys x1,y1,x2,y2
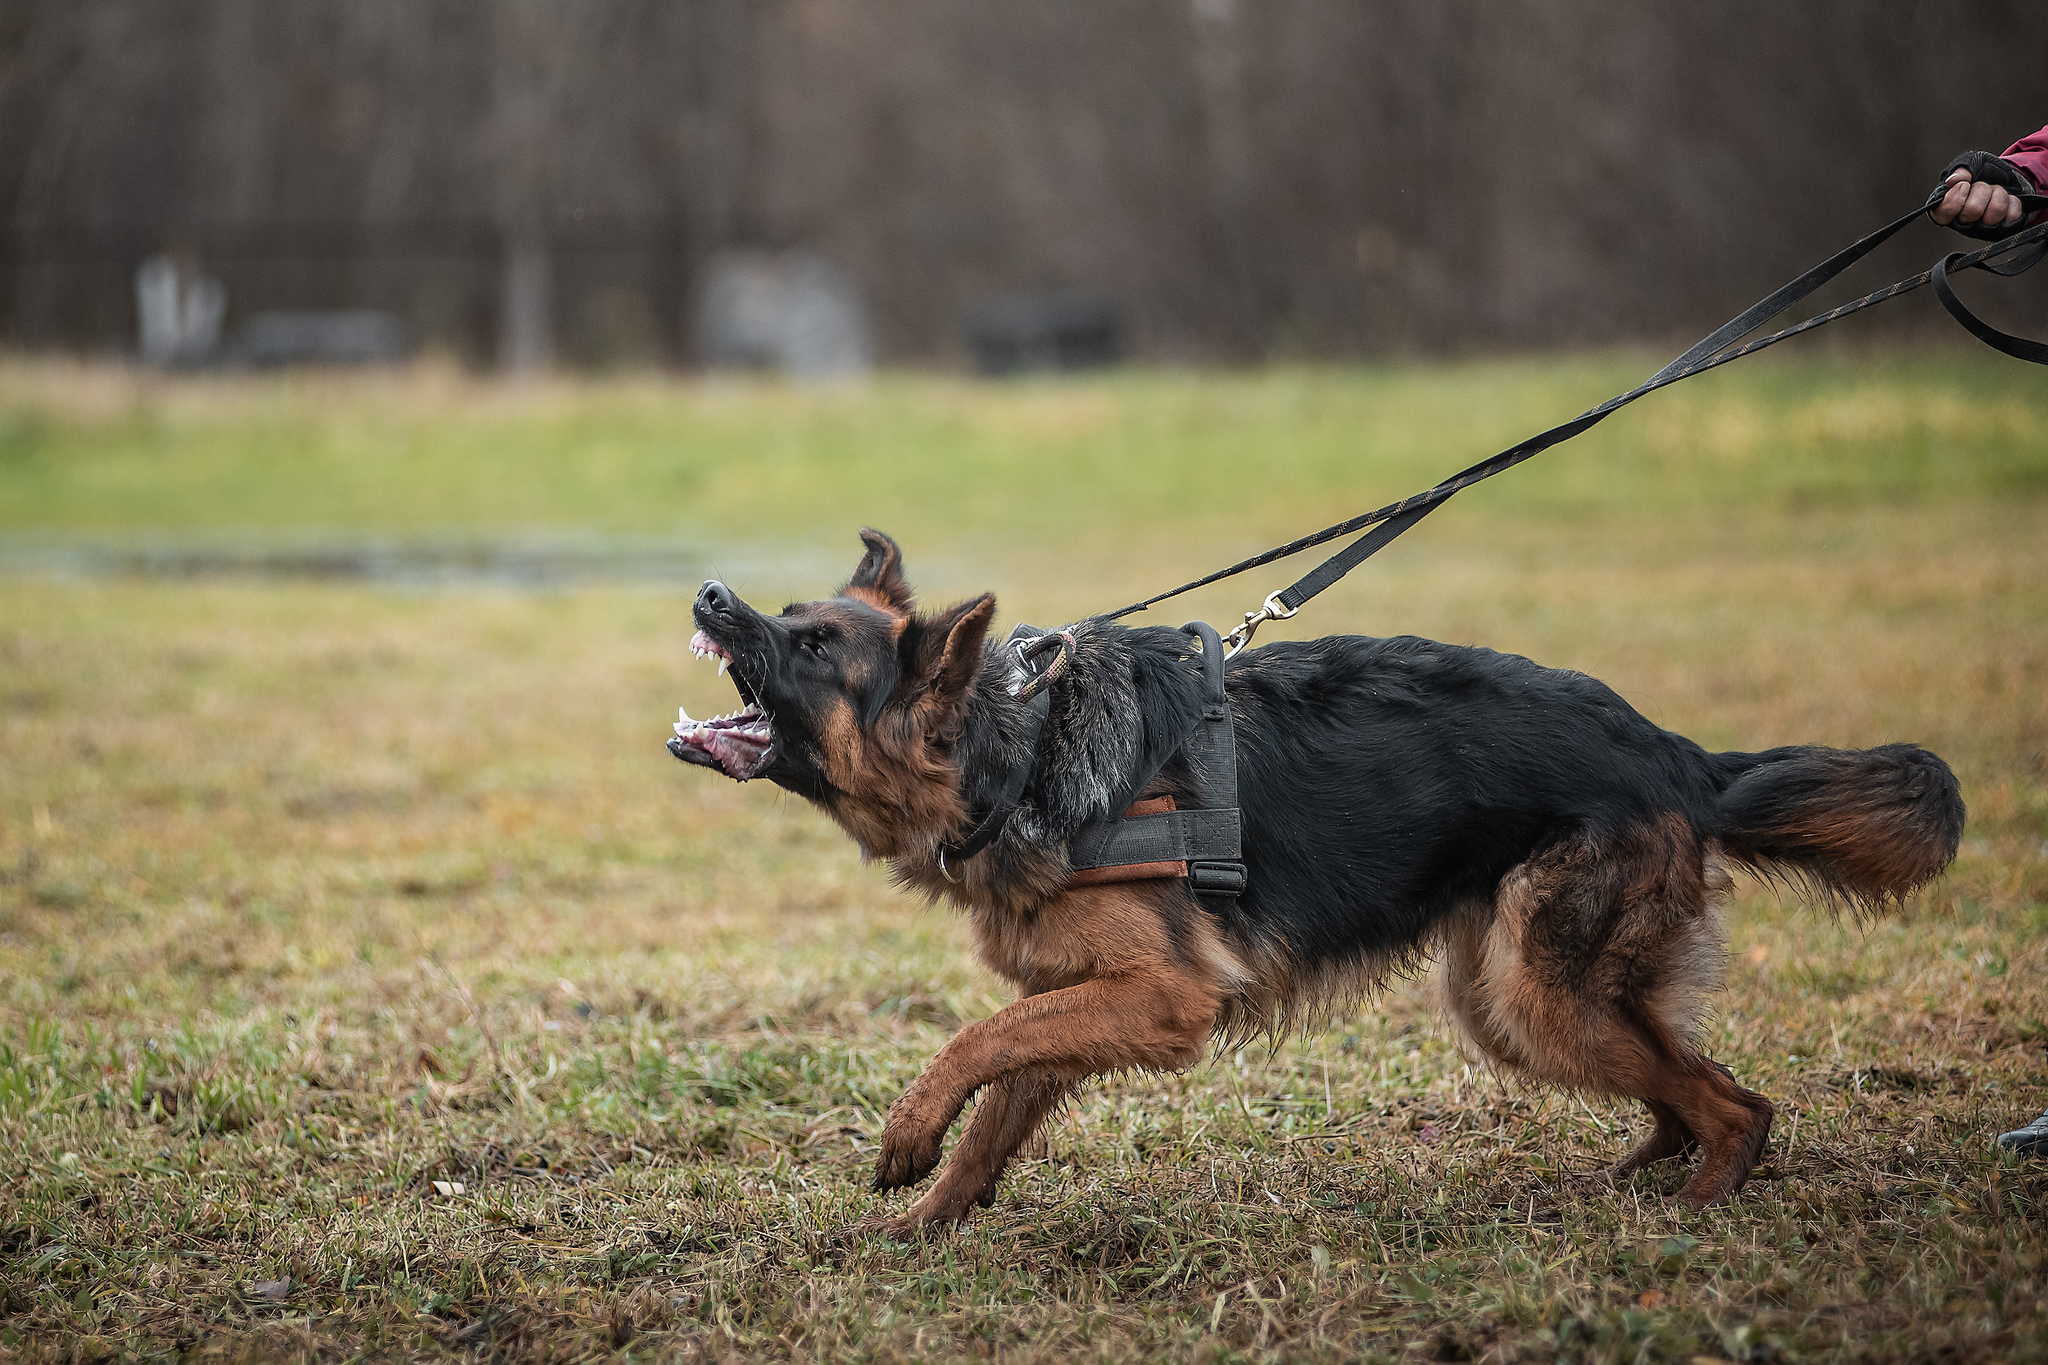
[
  {"x1": 910, "y1": 593, "x2": 996, "y2": 740},
  {"x1": 840, "y1": 528, "x2": 915, "y2": 615}
]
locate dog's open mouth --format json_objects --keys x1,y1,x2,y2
[{"x1": 667, "y1": 629, "x2": 774, "y2": 781}]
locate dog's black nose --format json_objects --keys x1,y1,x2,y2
[{"x1": 697, "y1": 580, "x2": 735, "y2": 618}]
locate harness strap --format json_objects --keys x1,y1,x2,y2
[
  {"x1": 1070, "y1": 806, "x2": 1242, "y2": 872},
  {"x1": 1068, "y1": 621, "x2": 1247, "y2": 901}
]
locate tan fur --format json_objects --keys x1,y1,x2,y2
[
  {"x1": 778, "y1": 599, "x2": 986, "y2": 859},
  {"x1": 881, "y1": 1070, "x2": 1077, "y2": 1228},
  {"x1": 878, "y1": 812, "x2": 1779, "y2": 1226},
  {"x1": 1770, "y1": 795, "x2": 1953, "y2": 905},
  {"x1": 811, "y1": 689, "x2": 970, "y2": 860},
  {"x1": 840, "y1": 584, "x2": 901, "y2": 614}
]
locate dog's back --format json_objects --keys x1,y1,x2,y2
[{"x1": 1223, "y1": 633, "x2": 1961, "y2": 985}]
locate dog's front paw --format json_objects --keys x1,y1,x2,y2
[{"x1": 870, "y1": 1119, "x2": 946, "y2": 1192}]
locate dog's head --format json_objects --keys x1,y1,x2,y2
[{"x1": 670, "y1": 529, "x2": 995, "y2": 852}]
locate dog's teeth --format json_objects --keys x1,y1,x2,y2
[{"x1": 717, "y1": 657, "x2": 729, "y2": 677}]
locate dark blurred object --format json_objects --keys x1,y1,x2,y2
[
  {"x1": 963, "y1": 292, "x2": 1120, "y2": 376},
  {"x1": 228, "y1": 312, "x2": 410, "y2": 367}
]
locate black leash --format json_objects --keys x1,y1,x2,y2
[{"x1": 1099, "y1": 188, "x2": 2048, "y2": 649}]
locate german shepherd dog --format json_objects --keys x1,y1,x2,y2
[{"x1": 669, "y1": 530, "x2": 1963, "y2": 1232}]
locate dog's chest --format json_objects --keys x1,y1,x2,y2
[
  {"x1": 971, "y1": 909, "x2": 1081, "y2": 993},
  {"x1": 968, "y1": 882, "x2": 1193, "y2": 995}
]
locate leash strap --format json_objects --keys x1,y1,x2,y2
[
  {"x1": 1933, "y1": 241, "x2": 2048, "y2": 362},
  {"x1": 1069, "y1": 622, "x2": 1247, "y2": 900},
  {"x1": 1101, "y1": 189, "x2": 2048, "y2": 627}
]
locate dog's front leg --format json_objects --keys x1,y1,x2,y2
[
  {"x1": 862, "y1": 1068, "x2": 1073, "y2": 1234},
  {"x1": 872, "y1": 966, "x2": 1218, "y2": 1195}
]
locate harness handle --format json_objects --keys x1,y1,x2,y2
[{"x1": 1183, "y1": 620, "x2": 1228, "y2": 715}]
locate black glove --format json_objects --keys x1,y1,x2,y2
[{"x1": 1934, "y1": 151, "x2": 2038, "y2": 240}]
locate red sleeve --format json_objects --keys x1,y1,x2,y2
[{"x1": 2001, "y1": 124, "x2": 2048, "y2": 192}]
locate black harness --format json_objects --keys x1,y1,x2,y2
[
  {"x1": 938, "y1": 621, "x2": 1247, "y2": 901},
  {"x1": 1067, "y1": 621, "x2": 1246, "y2": 901}
]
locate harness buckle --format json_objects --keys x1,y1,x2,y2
[{"x1": 1188, "y1": 861, "x2": 1248, "y2": 896}]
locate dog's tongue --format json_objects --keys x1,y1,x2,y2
[
  {"x1": 670, "y1": 725, "x2": 772, "y2": 780},
  {"x1": 668, "y1": 705, "x2": 774, "y2": 781}
]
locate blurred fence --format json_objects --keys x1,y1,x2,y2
[{"x1": 1, "y1": 0, "x2": 2042, "y2": 368}]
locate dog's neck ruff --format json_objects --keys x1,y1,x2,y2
[
  {"x1": 936, "y1": 627, "x2": 1068, "y2": 877},
  {"x1": 941, "y1": 620, "x2": 1247, "y2": 904}
]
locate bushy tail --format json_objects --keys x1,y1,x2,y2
[{"x1": 1711, "y1": 743, "x2": 1964, "y2": 915}]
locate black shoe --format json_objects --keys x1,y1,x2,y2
[{"x1": 1998, "y1": 1109, "x2": 2048, "y2": 1155}]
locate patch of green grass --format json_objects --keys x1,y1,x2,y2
[
  {"x1": 2, "y1": 356, "x2": 2046, "y2": 1361},
  {"x1": 2, "y1": 352, "x2": 2044, "y2": 551}
]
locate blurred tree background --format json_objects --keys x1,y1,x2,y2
[{"x1": 0, "y1": 0, "x2": 2041, "y2": 368}]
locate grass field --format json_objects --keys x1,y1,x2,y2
[{"x1": 2, "y1": 353, "x2": 2047, "y2": 1363}]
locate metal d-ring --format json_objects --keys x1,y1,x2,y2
[{"x1": 937, "y1": 848, "x2": 962, "y2": 883}]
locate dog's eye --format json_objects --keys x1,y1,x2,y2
[{"x1": 802, "y1": 639, "x2": 828, "y2": 661}]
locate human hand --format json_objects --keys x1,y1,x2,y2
[{"x1": 1932, "y1": 166, "x2": 2025, "y2": 229}]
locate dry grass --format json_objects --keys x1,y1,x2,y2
[{"x1": 2, "y1": 356, "x2": 2046, "y2": 1362}]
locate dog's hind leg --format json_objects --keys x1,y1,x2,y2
[
  {"x1": 1601, "y1": 1099, "x2": 1699, "y2": 1178},
  {"x1": 867, "y1": 1069, "x2": 1074, "y2": 1233},
  {"x1": 1444, "y1": 904, "x2": 1699, "y2": 1179},
  {"x1": 1467, "y1": 819, "x2": 1772, "y2": 1207}
]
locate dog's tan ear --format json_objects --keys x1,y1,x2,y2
[
  {"x1": 841, "y1": 528, "x2": 915, "y2": 615},
  {"x1": 911, "y1": 593, "x2": 996, "y2": 741}
]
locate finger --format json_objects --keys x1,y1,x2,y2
[
  {"x1": 1961, "y1": 181, "x2": 1997, "y2": 223},
  {"x1": 1932, "y1": 182, "x2": 1968, "y2": 224},
  {"x1": 1946, "y1": 168, "x2": 1973, "y2": 185},
  {"x1": 1991, "y1": 187, "x2": 2022, "y2": 227}
]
